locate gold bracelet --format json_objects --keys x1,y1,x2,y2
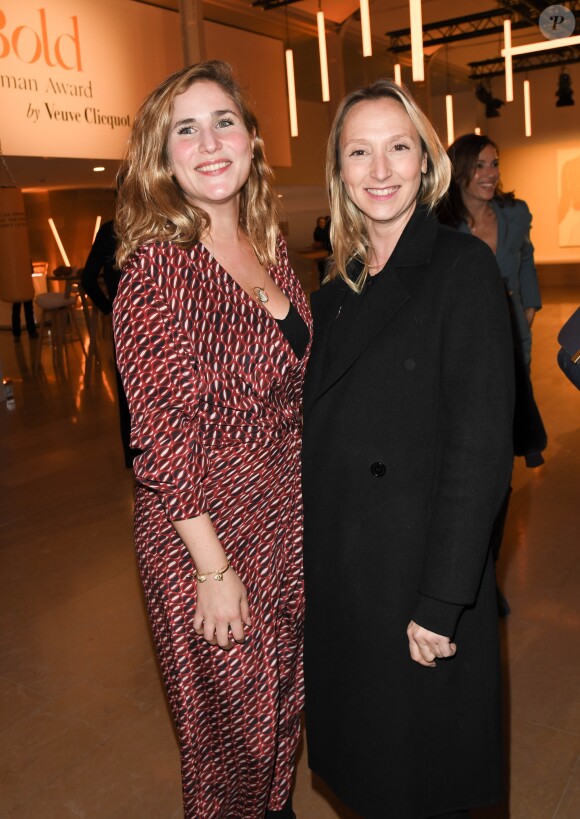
[{"x1": 193, "y1": 561, "x2": 230, "y2": 583}]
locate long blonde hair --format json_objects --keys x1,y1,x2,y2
[
  {"x1": 326, "y1": 79, "x2": 451, "y2": 292},
  {"x1": 115, "y1": 60, "x2": 280, "y2": 268}
]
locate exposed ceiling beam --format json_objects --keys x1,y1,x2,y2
[
  {"x1": 493, "y1": 0, "x2": 545, "y2": 25},
  {"x1": 388, "y1": 11, "x2": 532, "y2": 53},
  {"x1": 252, "y1": 0, "x2": 302, "y2": 9},
  {"x1": 387, "y1": 1, "x2": 580, "y2": 53},
  {"x1": 469, "y1": 46, "x2": 580, "y2": 79}
]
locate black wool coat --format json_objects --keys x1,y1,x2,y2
[{"x1": 302, "y1": 206, "x2": 515, "y2": 819}]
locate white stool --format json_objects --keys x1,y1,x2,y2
[{"x1": 34, "y1": 292, "x2": 87, "y2": 371}]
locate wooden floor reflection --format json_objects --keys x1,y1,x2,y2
[{"x1": 1, "y1": 286, "x2": 579, "y2": 818}]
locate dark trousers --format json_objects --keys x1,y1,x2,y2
[{"x1": 11, "y1": 301, "x2": 36, "y2": 338}]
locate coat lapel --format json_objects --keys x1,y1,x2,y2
[
  {"x1": 302, "y1": 280, "x2": 344, "y2": 418},
  {"x1": 304, "y1": 206, "x2": 438, "y2": 416}
]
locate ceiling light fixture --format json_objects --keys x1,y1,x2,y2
[
  {"x1": 444, "y1": 46, "x2": 454, "y2": 146},
  {"x1": 284, "y1": 8, "x2": 299, "y2": 137},
  {"x1": 475, "y1": 83, "x2": 504, "y2": 118},
  {"x1": 446, "y1": 94, "x2": 455, "y2": 146},
  {"x1": 92, "y1": 215, "x2": 102, "y2": 243},
  {"x1": 285, "y1": 49, "x2": 299, "y2": 136},
  {"x1": 48, "y1": 218, "x2": 71, "y2": 267},
  {"x1": 409, "y1": 0, "x2": 424, "y2": 82},
  {"x1": 93, "y1": 166, "x2": 105, "y2": 172},
  {"x1": 502, "y1": 33, "x2": 580, "y2": 60},
  {"x1": 317, "y1": 7, "x2": 330, "y2": 101},
  {"x1": 394, "y1": 63, "x2": 402, "y2": 87},
  {"x1": 503, "y1": 19, "x2": 514, "y2": 102},
  {"x1": 360, "y1": 0, "x2": 372, "y2": 57},
  {"x1": 523, "y1": 79, "x2": 532, "y2": 136},
  {"x1": 556, "y1": 70, "x2": 574, "y2": 106}
]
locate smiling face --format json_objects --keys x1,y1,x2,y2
[
  {"x1": 462, "y1": 143, "x2": 499, "y2": 205},
  {"x1": 166, "y1": 80, "x2": 254, "y2": 217},
  {"x1": 339, "y1": 97, "x2": 427, "y2": 236}
]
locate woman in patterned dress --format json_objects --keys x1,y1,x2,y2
[{"x1": 113, "y1": 61, "x2": 311, "y2": 819}]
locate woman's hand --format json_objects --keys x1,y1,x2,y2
[
  {"x1": 407, "y1": 620, "x2": 457, "y2": 667},
  {"x1": 193, "y1": 569, "x2": 251, "y2": 650}
]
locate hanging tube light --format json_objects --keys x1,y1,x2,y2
[
  {"x1": 92, "y1": 215, "x2": 102, "y2": 243},
  {"x1": 446, "y1": 95, "x2": 455, "y2": 146},
  {"x1": 502, "y1": 33, "x2": 580, "y2": 57},
  {"x1": 285, "y1": 49, "x2": 299, "y2": 137},
  {"x1": 360, "y1": 0, "x2": 372, "y2": 57},
  {"x1": 48, "y1": 218, "x2": 71, "y2": 267},
  {"x1": 504, "y1": 19, "x2": 514, "y2": 102},
  {"x1": 394, "y1": 63, "x2": 402, "y2": 87},
  {"x1": 409, "y1": 0, "x2": 424, "y2": 82},
  {"x1": 317, "y1": 10, "x2": 330, "y2": 102},
  {"x1": 523, "y1": 79, "x2": 532, "y2": 137}
]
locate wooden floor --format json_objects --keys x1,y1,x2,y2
[{"x1": 1, "y1": 285, "x2": 580, "y2": 819}]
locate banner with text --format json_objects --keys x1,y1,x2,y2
[{"x1": 0, "y1": 0, "x2": 182, "y2": 159}]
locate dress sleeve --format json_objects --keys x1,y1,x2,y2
[
  {"x1": 517, "y1": 202, "x2": 542, "y2": 311},
  {"x1": 113, "y1": 253, "x2": 210, "y2": 521},
  {"x1": 412, "y1": 241, "x2": 515, "y2": 637}
]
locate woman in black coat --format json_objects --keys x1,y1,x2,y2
[{"x1": 302, "y1": 80, "x2": 515, "y2": 819}]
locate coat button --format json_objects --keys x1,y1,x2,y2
[{"x1": 370, "y1": 461, "x2": 386, "y2": 477}]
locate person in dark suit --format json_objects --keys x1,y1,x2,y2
[
  {"x1": 302, "y1": 80, "x2": 515, "y2": 819},
  {"x1": 81, "y1": 219, "x2": 138, "y2": 468}
]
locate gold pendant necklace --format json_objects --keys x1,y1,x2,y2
[
  {"x1": 253, "y1": 269, "x2": 269, "y2": 305},
  {"x1": 253, "y1": 286, "x2": 269, "y2": 304}
]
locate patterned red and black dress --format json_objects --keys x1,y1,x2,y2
[{"x1": 113, "y1": 237, "x2": 312, "y2": 818}]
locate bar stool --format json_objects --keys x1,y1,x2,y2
[{"x1": 34, "y1": 292, "x2": 87, "y2": 371}]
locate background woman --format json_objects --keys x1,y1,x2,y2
[
  {"x1": 302, "y1": 81, "x2": 514, "y2": 818},
  {"x1": 113, "y1": 61, "x2": 311, "y2": 819},
  {"x1": 440, "y1": 134, "x2": 546, "y2": 614},
  {"x1": 439, "y1": 133, "x2": 541, "y2": 370}
]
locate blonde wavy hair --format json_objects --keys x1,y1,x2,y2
[
  {"x1": 115, "y1": 60, "x2": 280, "y2": 268},
  {"x1": 326, "y1": 79, "x2": 451, "y2": 292}
]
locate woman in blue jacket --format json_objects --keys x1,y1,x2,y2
[
  {"x1": 439, "y1": 133, "x2": 541, "y2": 369},
  {"x1": 439, "y1": 134, "x2": 546, "y2": 615}
]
